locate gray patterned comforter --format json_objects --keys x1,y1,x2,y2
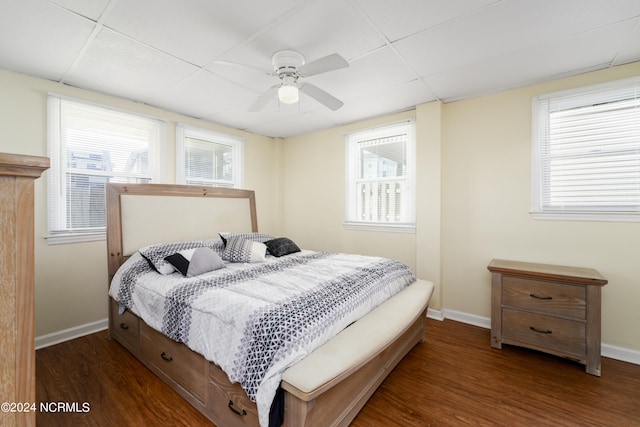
[{"x1": 109, "y1": 249, "x2": 415, "y2": 426}]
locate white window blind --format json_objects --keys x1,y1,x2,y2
[
  {"x1": 176, "y1": 124, "x2": 244, "y2": 188},
  {"x1": 345, "y1": 121, "x2": 415, "y2": 231},
  {"x1": 532, "y1": 77, "x2": 640, "y2": 221},
  {"x1": 47, "y1": 95, "x2": 166, "y2": 243}
]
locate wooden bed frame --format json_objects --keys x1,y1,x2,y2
[{"x1": 105, "y1": 183, "x2": 433, "y2": 427}]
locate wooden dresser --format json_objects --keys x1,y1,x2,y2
[
  {"x1": 0, "y1": 153, "x2": 49, "y2": 427},
  {"x1": 488, "y1": 259, "x2": 607, "y2": 376}
]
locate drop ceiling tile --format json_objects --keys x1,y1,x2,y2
[
  {"x1": 310, "y1": 46, "x2": 417, "y2": 102},
  {"x1": 612, "y1": 17, "x2": 640, "y2": 66},
  {"x1": 208, "y1": 103, "x2": 303, "y2": 136},
  {"x1": 0, "y1": 0, "x2": 95, "y2": 81},
  {"x1": 147, "y1": 69, "x2": 259, "y2": 119},
  {"x1": 206, "y1": 60, "x2": 279, "y2": 94},
  {"x1": 395, "y1": 0, "x2": 640, "y2": 78},
  {"x1": 221, "y1": 0, "x2": 385, "y2": 70},
  {"x1": 426, "y1": 18, "x2": 638, "y2": 101},
  {"x1": 64, "y1": 28, "x2": 197, "y2": 102},
  {"x1": 105, "y1": 0, "x2": 308, "y2": 67},
  {"x1": 336, "y1": 79, "x2": 437, "y2": 124},
  {"x1": 49, "y1": 0, "x2": 111, "y2": 21},
  {"x1": 244, "y1": 110, "x2": 341, "y2": 138},
  {"x1": 353, "y1": 0, "x2": 498, "y2": 42}
]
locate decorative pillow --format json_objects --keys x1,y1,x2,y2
[
  {"x1": 265, "y1": 237, "x2": 301, "y2": 257},
  {"x1": 139, "y1": 238, "x2": 224, "y2": 274},
  {"x1": 164, "y1": 247, "x2": 224, "y2": 277},
  {"x1": 222, "y1": 236, "x2": 267, "y2": 263},
  {"x1": 219, "y1": 232, "x2": 274, "y2": 246}
]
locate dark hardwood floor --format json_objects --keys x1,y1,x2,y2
[{"x1": 36, "y1": 319, "x2": 640, "y2": 426}]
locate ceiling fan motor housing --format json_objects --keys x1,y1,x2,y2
[{"x1": 272, "y1": 50, "x2": 305, "y2": 76}]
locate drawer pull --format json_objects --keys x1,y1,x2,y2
[
  {"x1": 228, "y1": 400, "x2": 247, "y2": 416},
  {"x1": 160, "y1": 352, "x2": 173, "y2": 362},
  {"x1": 529, "y1": 293, "x2": 553, "y2": 300},
  {"x1": 119, "y1": 323, "x2": 129, "y2": 330},
  {"x1": 529, "y1": 326, "x2": 552, "y2": 334}
]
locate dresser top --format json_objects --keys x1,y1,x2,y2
[
  {"x1": 488, "y1": 259, "x2": 607, "y2": 286},
  {"x1": 0, "y1": 152, "x2": 50, "y2": 178}
]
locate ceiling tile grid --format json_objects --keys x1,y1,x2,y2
[{"x1": 0, "y1": 0, "x2": 639, "y2": 138}]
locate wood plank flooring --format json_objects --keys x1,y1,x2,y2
[{"x1": 36, "y1": 319, "x2": 640, "y2": 426}]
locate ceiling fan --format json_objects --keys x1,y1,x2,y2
[{"x1": 249, "y1": 50, "x2": 349, "y2": 112}]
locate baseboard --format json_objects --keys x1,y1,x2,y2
[
  {"x1": 426, "y1": 308, "x2": 444, "y2": 321},
  {"x1": 434, "y1": 309, "x2": 640, "y2": 366},
  {"x1": 37, "y1": 311, "x2": 640, "y2": 366},
  {"x1": 443, "y1": 309, "x2": 491, "y2": 329},
  {"x1": 35, "y1": 318, "x2": 108, "y2": 350},
  {"x1": 601, "y1": 342, "x2": 640, "y2": 365}
]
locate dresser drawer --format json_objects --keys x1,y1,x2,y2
[
  {"x1": 502, "y1": 276, "x2": 586, "y2": 320},
  {"x1": 140, "y1": 323, "x2": 207, "y2": 402},
  {"x1": 109, "y1": 298, "x2": 140, "y2": 351},
  {"x1": 206, "y1": 362, "x2": 259, "y2": 427},
  {"x1": 502, "y1": 308, "x2": 586, "y2": 358}
]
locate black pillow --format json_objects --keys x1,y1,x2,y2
[{"x1": 265, "y1": 237, "x2": 301, "y2": 257}]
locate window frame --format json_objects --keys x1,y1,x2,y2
[
  {"x1": 46, "y1": 94, "x2": 166, "y2": 244},
  {"x1": 344, "y1": 120, "x2": 416, "y2": 233},
  {"x1": 531, "y1": 77, "x2": 640, "y2": 222},
  {"x1": 176, "y1": 123, "x2": 244, "y2": 189}
]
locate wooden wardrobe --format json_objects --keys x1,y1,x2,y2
[{"x1": 0, "y1": 153, "x2": 49, "y2": 427}]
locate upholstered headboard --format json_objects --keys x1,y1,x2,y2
[{"x1": 105, "y1": 183, "x2": 257, "y2": 281}]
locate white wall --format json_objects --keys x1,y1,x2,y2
[
  {"x1": 280, "y1": 61, "x2": 640, "y2": 354},
  {"x1": 0, "y1": 68, "x2": 281, "y2": 337},
  {"x1": 2, "y1": 60, "x2": 639, "y2": 355},
  {"x1": 441, "y1": 61, "x2": 640, "y2": 352}
]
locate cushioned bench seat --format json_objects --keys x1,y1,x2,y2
[{"x1": 282, "y1": 279, "x2": 434, "y2": 399}]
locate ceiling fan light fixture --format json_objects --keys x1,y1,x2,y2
[{"x1": 278, "y1": 77, "x2": 299, "y2": 104}]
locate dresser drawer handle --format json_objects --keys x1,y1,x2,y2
[
  {"x1": 160, "y1": 352, "x2": 173, "y2": 362},
  {"x1": 228, "y1": 400, "x2": 247, "y2": 416},
  {"x1": 529, "y1": 293, "x2": 553, "y2": 300},
  {"x1": 119, "y1": 323, "x2": 129, "y2": 330},
  {"x1": 529, "y1": 326, "x2": 552, "y2": 334}
]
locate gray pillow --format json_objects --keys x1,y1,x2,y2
[{"x1": 164, "y1": 247, "x2": 225, "y2": 277}]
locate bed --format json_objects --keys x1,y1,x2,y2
[{"x1": 105, "y1": 183, "x2": 434, "y2": 427}]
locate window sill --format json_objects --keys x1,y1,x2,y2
[
  {"x1": 45, "y1": 231, "x2": 106, "y2": 245},
  {"x1": 343, "y1": 222, "x2": 416, "y2": 233},
  {"x1": 531, "y1": 211, "x2": 640, "y2": 223}
]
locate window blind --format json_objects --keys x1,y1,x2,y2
[
  {"x1": 47, "y1": 95, "x2": 165, "y2": 242},
  {"x1": 532, "y1": 77, "x2": 640, "y2": 218},
  {"x1": 176, "y1": 124, "x2": 244, "y2": 188},
  {"x1": 345, "y1": 121, "x2": 415, "y2": 229}
]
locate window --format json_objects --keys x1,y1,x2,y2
[
  {"x1": 176, "y1": 124, "x2": 244, "y2": 188},
  {"x1": 345, "y1": 121, "x2": 415, "y2": 231},
  {"x1": 47, "y1": 95, "x2": 166, "y2": 243},
  {"x1": 532, "y1": 77, "x2": 640, "y2": 222}
]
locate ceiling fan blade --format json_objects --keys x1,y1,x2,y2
[
  {"x1": 298, "y1": 53, "x2": 349, "y2": 77},
  {"x1": 249, "y1": 85, "x2": 279, "y2": 112},
  {"x1": 299, "y1": 83, "x2": 344, "y2": 111}
]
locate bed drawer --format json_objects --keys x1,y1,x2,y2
[
  {"x1": 502, "y1": 276, "x2": 586, "y2": 320},
  {"x1": 109, "y1": 299, "x2": 140, "y2": 352},
  {"x1": 502, "y1": 308, "x2": 586, "y2": 359},
  {"x1": 206, "y1": 362, "x2": 259, "y2": 427},
  {"x1": 140, "y1": 323, "x2": 207, "y2": 402}
]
